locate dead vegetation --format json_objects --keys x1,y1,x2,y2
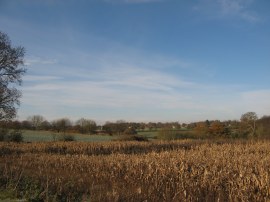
[{"x1": 0, "y1": 140, "x2": 270, "y2": 201}]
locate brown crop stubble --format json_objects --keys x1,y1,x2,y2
[{"x1": 0, "y1": 140, "x2": 270, "y2": 201}]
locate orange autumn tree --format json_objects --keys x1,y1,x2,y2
[{"x1": 209, "y1": 121, "x2": 226, "y2": 136}]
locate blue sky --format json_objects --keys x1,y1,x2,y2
[{"x1": 0, "y1": 0, "x2": 269, "y2": 123}]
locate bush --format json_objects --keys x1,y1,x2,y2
[
  {"x1": 0, "y1": 129, "x2": 24, "y2": 142},
  {"x1": 59, "y1": 134, "x2": 76, "y2": 142},
  {"x1": 0, "y1": 128, "x2": 9, "y2": 141},
  {"x1": 8, "y1": 130, "x2": 23, "y2": 142}
]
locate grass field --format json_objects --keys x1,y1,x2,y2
[
  {"x1": 1, "y1": 139, "x2": 270, "y2": 201},
  {"x1": 22, "y1": 129, "x2": 195, "y2": 142},
  {"x1": 22, "y1": 129, "x2": 158, "y2": 143},
  {"x1": 21, "y1": 130, "x2": 115, "y2": 142},
  {"x1": 137, "y1": 130, "x2": 158, "y2": 139}
]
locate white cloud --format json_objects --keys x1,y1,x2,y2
[
  {"x1": 24, "y1": 75, "x2": 62, "y2": 81},
  {"x1": 20, "y1": 46, "x2": 263, "y2": 122},
  {"x1": 20, "y1": 52, "x2": 205, "y2": 122},
  {"x1": 22, "y1": 66, "x2": 194, "y2": 108},
  {"x1": 25, "y1": 56, "x2": 58, "y2": 66},
  {"x1": 20, "y1": 62, "x2": 247, "y2": 122},
  {"x1": 16, "y1": 31, "x2": 268, "y2": 122}
]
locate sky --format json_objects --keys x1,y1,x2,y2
[{"x1": 0, "y1": 0, "x2": 269, "y2": 124}]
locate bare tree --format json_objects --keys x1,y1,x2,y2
[
  {"x1": 0, "y1": 31, "x2": 26, "y2": 120},
  {"x1": 241, "y1": 112, "x2": 258, "y2": 137},
  {"x1": 52, "y1": 118, "x2": 72, "y2": 134},
  {"x1": 27, "y1": 115, "x2": 45, "y2": 130},
  {"x1": 103, "y1": 120, "x2": 128, "y2": 135},
  {"x1": 76, "y1": 118, "x2": 97, "y2": 134}
]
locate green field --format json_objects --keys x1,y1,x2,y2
[
  {"x1": 22, "y1": 130, "x2": 115, "y2": 142},
  {"x1": 21, "y1": 129, "x2": 197, "y2": 143},
  {"x1": 137, "y1": 130, "x2": 158, "y2": 139}
]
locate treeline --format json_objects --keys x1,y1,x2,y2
[
  {"x1": 190, "y1": 113, "x2": 270, "y2": 139},
  {"x1": 0, "y1": 116, "x2": 182, "y2": 135},
  {"x1": 1, "y1": 116, "x2": 98, "y2": 135},
  {"x1": 1, "y1": 112, "x2": 270, "y2": 138}
]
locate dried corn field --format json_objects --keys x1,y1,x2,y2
[{"x1": 1, "y1": 140, "x2": 270, "y2": 201}]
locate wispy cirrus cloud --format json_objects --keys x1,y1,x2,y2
[
  {"x1": 20, "y1": 48, "x2": 207, "y2": 121},
  {"x1": 194, "y1": 0, "x2": 259, "y2": 23},
  {"x1": 25, "y1": 56, "x2": 58, "y2": 66},
  {"x1": 19, "y1": 39, "x2": 263, "y2": 122},
  {"x1": 19, "y1": 49, "x2": 248, "y2": 122},
  {"x1": 20, "y1": 47, "x2": 270, "y2": 122},
  {"x1": 23, "y1": 75, "x2": 62, "y2": 82}
]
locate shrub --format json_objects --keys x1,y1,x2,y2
[
  {"x1": 0, "y1": 129, "x2": 24, "y2": 143},
  {"x1": 59, "y1": 134, "x2": 76, "y2": 142},
  {"x1": 8, "y1": 130, "x2": 23, "y2": 142},
  {"x1": 0, "y1": 128, "x2": 9, "y2": 141}
]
